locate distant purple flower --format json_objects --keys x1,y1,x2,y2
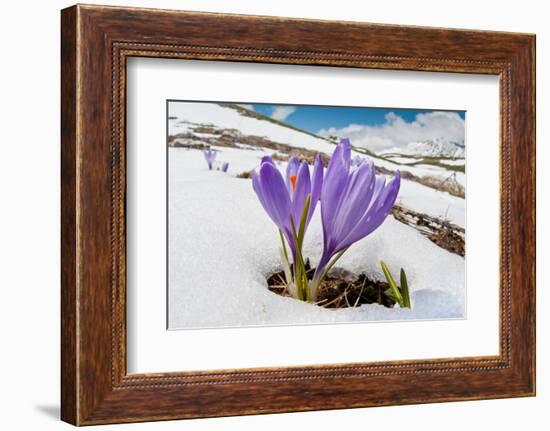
[
  {"x1": 252, "y1": 155, "x2": 323, "y2": 256},
  {"x1": 202, "y1": 148, "x2": 217, "y2": 170},
  {"x1": 220, "y1": 162, "x2": 229, "y2": 172},
  {"x1": 311, "y1": 139, "x2": 400, "y2": 296}
]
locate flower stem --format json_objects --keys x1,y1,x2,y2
[
  {"x1": 309, "y1": 248, "x2": 349, "y2": 301},
  {"x1": 288, "y1": 195, "x2": 312, "y2": 302},
  {"x1": 279, "y1": 229, "x2": 290, "y2": 268},
  {"x1": 278, "y1": 230, "x2": 295, "y2": 297}
]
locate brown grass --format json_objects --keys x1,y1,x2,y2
[{"x1": 267, "y1": 264, "x2": 395, "y2": 309}]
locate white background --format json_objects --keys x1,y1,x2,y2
[
  {"x1": 0, "y1": 1, "x2": 546, "y2": 430},
  {"x1": 127, "y1": 59, "x2": 499, "y2": 373}
]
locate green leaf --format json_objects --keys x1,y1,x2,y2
[
  {"x1": 400, "y1": 268, "x2": 411, "y2": 308},
  {"x1": 381, "y1": 260, "x2": 403, "y2": 306},
  {"x1": 296, "y1": 194, "x2": 311, "y2": 249},
  {"x1": 290, "y1": 217, "x2": 308, "y2": 301},
  {"x1": 278, "y1": 229, "x2": 296, "y2": 295},
  {"x1": 309, "y1": 247, "x2": 349, "y2": 301},
  {"x1": 384, "y1": 289, "x2": 398, "y2": 302},
  {"x1": 289, "y1": 195, "x2": 312, "y2": 301},
  {"x1": 279, "y1": 229, "x2": 290, "y2": 267}
]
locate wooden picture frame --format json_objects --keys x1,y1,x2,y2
[{"x1": 61, "y1": 4, "x2": 535, "y2": 425}]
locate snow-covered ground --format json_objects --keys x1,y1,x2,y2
[
  {"x1": 167, "y1": 102, "x2": 466, "y2": 329},
  {"x1": 168, "y1": 148, "x2": 465, "y2": 329},
  {"x1": 170, "y1": 103, "x2": 337, "y2": 154},
  {"x1": 440, "y1": 159, "x2": 466, "y2": 166},
  {"x1": 169, "y1": 103, "x2": 465, "y2": 187},
  {"x1": 385, "y1": 156, "x2": 424, "y2": 164},
  {"x1": 201, "y1": 145, "x2": 465, "y2": 228},
  {"x1": 397, "y1": 180, "x2": 464, "y2": 226}
]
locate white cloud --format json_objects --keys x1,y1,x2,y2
[
  {"x1": 271, "y1": 106, "x2": 296, "y2": 122},
  {"x1": 317, "y1": 111, "x2": 465, "y2": 153}
]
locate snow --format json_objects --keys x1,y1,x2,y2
[
  {"x1": 400, "y1": 138, "x2": 465, "y2": 158},
  {"x1": 401, "y1": 163, "x2": 446, "y2": 178},
  {"x1": 386, "y1": 156, "x2": 423, "y2": 164},
  {"x1": 169, "y1": 102, "x2": 464, "y2": 186},
  {"x1": 183, "y1": 143, "x2": 466, "y2": 227},
  {"x1": 350, "y1": 150, "x2": 465, "y2": 186},
  {"x1": 440, "y1": 159, "x2": 466, "y2": 166},
  {"x1": 208, "y1": 146, "x2": 270, "y2": 174},
  {"x1": 168, "y1": 148, "x2": 465, "y2": 330},
  {"x1": 397, "y1": 180, "x2": 465, "y2": 227},
  {"x1": 402, "y1": 164, "x2": 465, "y2": 187},
  {"x1": 413, "y1": 165, "x2": 465, "y2": 188},
  {"x1": 169, "y1": 103, "x2": 336, "y2": 153},
  {"x1": 190, "y1": 132, "x2": 219, "y2": 139}
]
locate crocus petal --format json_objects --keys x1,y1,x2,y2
[
  {"x1": 351, "y1": 155, "x2": 364, "y2": 168},
  {"x1": 252, "y1": 150, "x2": 325, "y2": 268},
  {"x1": 285, "y1": 156, "x2": 300, "y2": 194},
  {"x1": 320, "y1": 139, "x2": 351, "y2": 246},
  {"x1": 307, "y1": 154, "x2": 324, "y2": 224},
  {"x1": 331, "y1": 161, "x2": 376, "y2": 244},
  {"x1": 317, "y1": 137, "x2": 401, "y2": 268},
  {"x1": 253, "y1": 162, "x2": 292, "y2": 235},
  {"x1": 362, "y1": 172, "x2": 400, "y2": 234},
  {"x1": 369, "y1": 174, "x2": 386, "y2": 207},
  {"x1": 251, "y1": 170, "x2": 271, "y2": 220},
  {"x1": 290, "y1": 161, "x2": 311, "y2": 227},
  {"x1": 261, "y1": 155, "x2": 276, "y2": 166},
  {"x1": 337, "y1": 171, "x2": 400, "y2": 251}
]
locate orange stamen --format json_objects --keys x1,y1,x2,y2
[{"x1": 290, "y1": 175, "x2": 297, "y2": 191}]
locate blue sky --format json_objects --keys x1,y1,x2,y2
[
  {"x1": 237, "y1": 102, "x2": 466, "y2": 153},
  {"x1": 244, "y1": 103, "x2": 465, "y2": 135}
]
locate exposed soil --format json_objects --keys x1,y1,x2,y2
[
  {"x1": 429, "y1": 228, "x2": 465, "y2": 256},
  {"x1": 236, "y1": 170, "x2": 252, "y2": 179},
  {"x1": 267, "y1": 262, "x2": 396, "y2": 309},
  {"x1": 169, "y1": 122, "x2": 331, "y2": 166},
  {"x1": 392, "y1": 205, "x2": 465, "y2": 256}
]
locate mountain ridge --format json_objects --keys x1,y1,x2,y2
[{"x1": 384, "y1": 137, "x2": 465, "y2": 158}]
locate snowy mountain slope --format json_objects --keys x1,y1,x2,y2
[
  {"x1": 169, "y1": 103, "x2": 337, "y2": 154},
  {"x1": 388, "y1": 137, "x2": 465, "y2": 158},
  {"x1": 169, "y1": 103, "x2": 466, "y2": 190},
  {"x1": 167, "y1": 103, "x2": 467, "y2": 328},
  {"x1": 194, "y1": 144, "x2": 465, "y2": 228},
  {"x1": 168, "y1": 149, "x2": 465, "y2": 329}
]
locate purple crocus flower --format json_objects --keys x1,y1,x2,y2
[
  {"x1": 220, "y1": 162, "x2": 229, "y2": 172},
  {"x1": 252, "y1": 155, "x2": 323, "y2": 256},
  {"x1": 351, "y1": 155, "x2": 364, "y2": 168},
  {"x1": 202, "y1": 148, "x2": 217, "y2": 170},
  {"x1": 311, "y1": 138, "x2": 400, "y2": 297}
]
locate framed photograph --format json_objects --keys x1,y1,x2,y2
[{"x1": 61, "y1": 4, "x2": 536, "y2": 425}]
